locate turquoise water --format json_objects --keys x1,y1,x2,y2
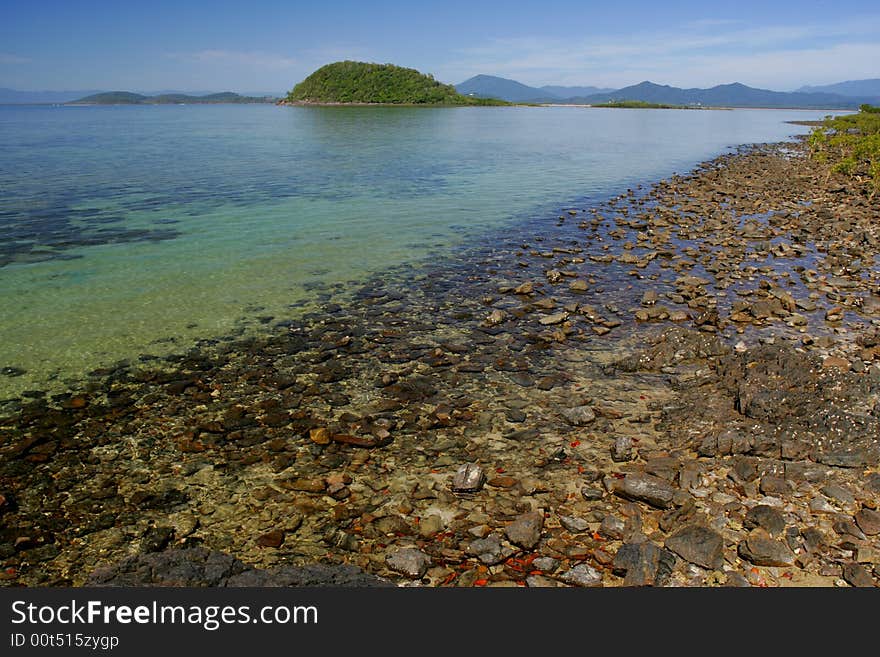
[{"x1": 0, "y1": 104, "x2": 834, "y2": 396}]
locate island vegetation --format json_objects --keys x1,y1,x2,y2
[
  {"x1": 69, "y1": 92, "x2": 277, "y2": 105},
  {"x1": 809, "y1": 104, "x2": 880, "y2": 193},
  {"x1": 284, "y1": 61, "x2": 509, "y2": 106}
]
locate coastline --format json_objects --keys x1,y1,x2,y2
[{"x1": 2, "y1": 133, "x2": 879, "y2": 588}]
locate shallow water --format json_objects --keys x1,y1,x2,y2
[{"x1": 0, "y1": 104, "x2": 836, "y2": 396}]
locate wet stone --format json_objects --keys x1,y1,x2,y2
[
  {"x1": 385, "y1": 548, "x2": 431, "y2": 579},
  {"x1": 504, "y1": 511, "x2": 544, "y2": 549},
  {"x1": 611, "y1": 436, "x2": 634, "y2": 462},
  {"x1": 466, "y1": 534, "x2": 505, "y2": 565},
  {"x1": 561, "y1": 405, "x2": 596, "y2": 426},
  {"x1": 451, "y1": 463, "x2": 486, "y2": 493},
  {"x1": 559, "y1": 563, "x2": 603, "y2": 587},
  {"x1": 559, "y1": 515, "x2": 591, "y2": 533},
  {"x1": 616, "y1": 473, "x2": 677, "y2": 509}
]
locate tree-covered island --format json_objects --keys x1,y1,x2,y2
[{"x1": 281, "y1": 61, "x2": 509, "y2": 106}]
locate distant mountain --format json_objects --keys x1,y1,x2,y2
[
  {"x1": 456, "y1": 75, "x2": 556, "y2": 102},
  {"x1": 540, "y1": 85, "x2": 615, "y2": 97},
  {"x1": 578, "y1": 81, "x2": 874, "y2": 109},
  {"x1": 0, "y1": 88, "x2": 104, "y2": 104},
  {"x1": 70, "y1": 91, "x2": 277, "y2": 105},
  {"x1": 796, "y1": 79, "x2": 880, "y2": 97}
]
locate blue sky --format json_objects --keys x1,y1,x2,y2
[{"x1": 1, "y1": 1, "x2": 878, "y2": 92}]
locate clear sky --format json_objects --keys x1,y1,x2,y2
[{"x1": 2, "y1": 0, "x2": 879, "y2": 93}]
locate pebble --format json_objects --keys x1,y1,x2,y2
[
  {"x1": 737, "y1": 533, "x2": 796, "y2": 567},
  {"x1": 504, "y1": 511, "x2": 544, "y2": 549},
  {"x1": 615, "y1": 473, "x2": 677, "y2": 509},
  {"x1": 559, "y1": 563, "x2": 603, "y2": 587},
  {"x1": 664, "y1": 524, "x2": 725, "y2": 570},
  {"x1": 385, "y1": 548, "x2": 431, "y2": 579}
]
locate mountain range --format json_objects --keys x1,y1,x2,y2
[{"x1": 455, "y1": 75, "x2": 880, "y2": 108}]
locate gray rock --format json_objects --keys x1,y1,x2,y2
[
  {"x1": 665, "y1": 524, "x2": 724, "y2": 570},
  {"x1": 616, "y1": 473, "x2": 676, "y2": 509},
  {"x1": 526, "y1": 574, "x2": 561, "y2": 587},
  {"x1": 581, "y1": 486, "x2": 604, "y2": 501},
  {"x1": 611, "y1": 436, "x2": 634, "y2": 462},
  {"x1": 599, "y1": 515, "x2": 626, "y2": 540},
  {"x1": 87, "y1": 548, "x2": 392, "y2": 587},
  {"x1": 867, "y1": 473, "x2": 880, "y2": 494},
  {"x1": 466, "y1": 534, "x2": 504, "y2": 565},
  {"x1": 560, "y1": 563, "x2": 603, "y2": 587},
  {"x1": 559, "y1": 515, "x2": 591, "y2": 533},
  {"x1": 532, "y1": 556, "x2": 559, "y2": 572},
  {"x1": 385, "y1": 548, "x2": 431, "y2": 579},
  {"x1": 505, "y1": 511, "x2": 544, "y2": 549},
  {"x1": 855, "y1": 508, "x2": 880, "y2": 536},
  {"x1": 821, "y1": 484, "x2": 855, "y2": 505},
  {"x1": 744, "y1": 505, "x2": 786, "y2": 537},
  {"x1": 452, "y1": 463, "x2": 486, "y2": 493},
  {"x1": 561, "y1": 405, "x2": 596, "y2": 426},
  {"x1": 737, "y1": 535, "x2": 796, "y2": 567},
  {"x1": 612, "y1": 541, "x2": 676, "y2": 586},
  {"x1": 842, "y1": 562, "x2": 875, "y2": 588}
]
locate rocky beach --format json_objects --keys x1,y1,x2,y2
[{"x1": 1, "y1": 129, "x2": 879, "y2": 588}]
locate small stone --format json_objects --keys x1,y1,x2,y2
[
  {"x1": 561, "y1": 405, "x2": 596, "y2": 426},
  {"x1": 842, "y1": 562, "x2": 875, "y2": 588},
  {"x1": 504, "y1": 511, "x2": 544, "y2": 549},
  {"x1": 309, "y1": 427, "x2": 331, "y2": 445},
  {"x1": 559, "y1": 515, "x2": 591, "y2": 533},
  {"x1": 599, "y1": 515, "x2": 626, "y2": 540},
  {"x1": 759, "y1": 476, "x2": 789, "y2": 496},
  {"x1": 641, "y1": 290, "x2": 659, "y2": 306},
  {"x1": 665, "y1": 524, "x2": 724, "y2": 570},
  {"x1": 466, "y1": 534, "x2": 504, "y2": 565},
  {"x1": 744, "y1": 505, "x2": 786, "y2": 537},
  {"x1": 616, "y1": 473, "x2": 676, "y2": 509},
  {"x1": 559, "y1": 563, "x2": 603, "y2": 587},
  {"x1": 611, "y1": 436, "x2": 634, "y2": 462},
  {"x1": 821, "y1": 484, "x2": 855, "y2": 505},
  {"x1": 569, "y1": 279, "x2": 589, "y2": 292},
  {"x1": 539, "y1": 312, "x2": 568, "y2": 326},
  {"x1": 452, "y1": 463, "x2": 486, "y2": 493},
  {"x1": 486, "y1": 309, "x2": 506, "y2": 325},
  {"x1": 256, "y1": 529, "x2": 285, "y2": 548},
  {"x1": 855, "y1": 508, "x2": 880, "y2": 536},
  {"x1": 612, "y1": 541, "x2": 676, "y2": 587},
  {"x1": 737, "y1": 534, "x2": 796, "y2": 567},
  {"x1": 532, "y1": 557, "x2": 559, "y2": 572},
  {"x1": 515, "y1": 282, "x2": 534, "y2": 295},
  {"x1": 386, "y1": 548, "x2": 431, "y2": 579},
  {"x1": 822, "y1": 356, "x2": 851, "y2": 372},
  {"x1": 581, "y1": 486, "x2": 604, "y2": 501},
  {"x1": 419, "y1": 515, "x2": 444, "y2": 537}
]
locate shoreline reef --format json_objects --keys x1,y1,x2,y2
[{"x1": 1, "y1": 115, "x2": 879, "y2": 589}]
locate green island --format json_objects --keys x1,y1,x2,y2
[
  {"x1": 592, "y1": 99, "x2": 704, "y2": 109},
  {"x1": 282, "y1": 61, "x2": 509, "y2": 106},
  {"x1": 809, "y1": 104, "x2": 880, "y2": 193},
  {"x1": 69, "y1": 91, "x2": 276, "y2": 105}
]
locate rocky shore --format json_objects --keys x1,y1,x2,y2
[{"x1": 1, "y1": 135, "x2": 878, "y2": 588}]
